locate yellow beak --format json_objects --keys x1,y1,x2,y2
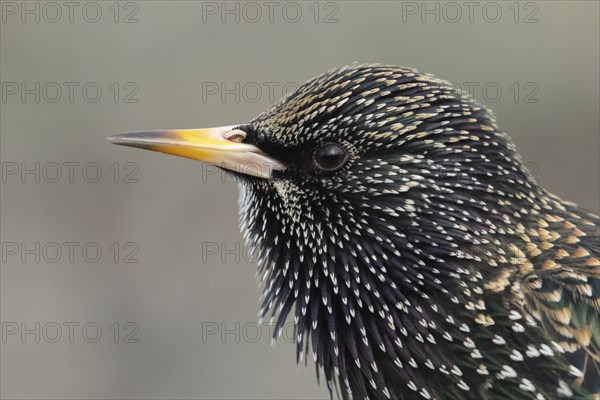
[{"x1": 107, "y1": 126, "x2": 285, "y2": 179}]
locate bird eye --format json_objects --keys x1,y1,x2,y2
[{"x1": 314, "y1": 143, "x2": 348, "y2": 171}]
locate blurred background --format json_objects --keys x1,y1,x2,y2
[{"x1": 1, "y1": 1, "x2": 598, "y2": 399}]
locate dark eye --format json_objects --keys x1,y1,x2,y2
[{"x1": 314, "y1": 143, "x2": 348, "y2": 171}]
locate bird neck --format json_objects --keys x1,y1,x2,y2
[{"x1": 236, "y1": 177, "x2": 599, "y2": 400}]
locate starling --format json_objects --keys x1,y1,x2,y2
[{"x1": 108, "y1": 64, "x2": 599, "y2": 400}]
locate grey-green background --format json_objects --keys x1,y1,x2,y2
[{"x1": 1, "y1": 1, "x2": 598, "y2": 399}]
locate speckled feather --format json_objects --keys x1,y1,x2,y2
[{"x1": 233, "y1": 65, "x2": 599, "y2": 400}]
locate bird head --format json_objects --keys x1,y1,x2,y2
[{"x1": 108, "y1": 64, "x2": 548, "y2": 398}]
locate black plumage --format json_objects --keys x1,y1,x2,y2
[{"x1": 110, "y1": 64, "x2": 599, "y2": 400}]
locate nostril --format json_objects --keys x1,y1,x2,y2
[{"x1": 224, "y1": 129, "x2": 247, "y2": 143}]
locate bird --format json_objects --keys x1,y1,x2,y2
[{"x1": 108, "y1": 64, "x2": 599, "y2": 400}]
